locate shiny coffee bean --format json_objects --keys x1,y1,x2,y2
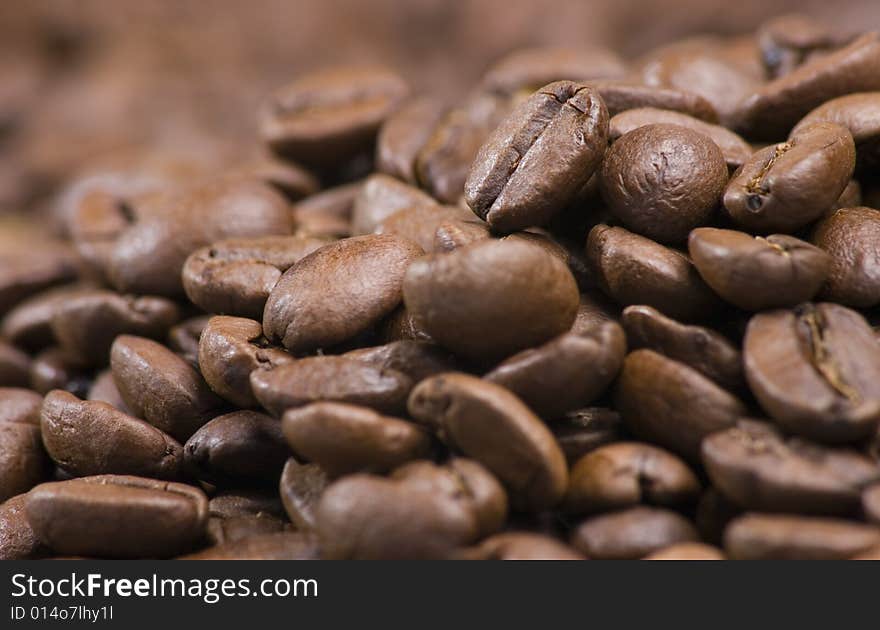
[
  {"x1": 376, "y1": 204, "x2": 473, "y2": 253},
  {"x1": 376, "y1": 97, "x2": 447, "y2": 184},
  {"x1": 28, "y1": 347, "x2": 90, "y2": 398},
  {"x1": 793, "y1": 92, "x2": 880, "y2": 169},
  {"x1": 279, "y1": 457, "x2": 329, "y2": 531},
  {"x1": 0, "y1": 388, "x2": 42, "y2": 424},
  {"x1": 87, "y1": 369, "x2": 130, "y2": 412},
  {"x1": 1, "y1": 283, "x2": 93, "y2": 352},
  {"x1": 350, "y1": 173, "x2": 438, "y2": 236},
  {"x1": 166, "y1": 315, "x2": 211, "y2": 368},
  {"x1": 590, "y1": 80, "x2": 718, "y2": 121},
  {"x1": 811, "y1": 207, "x2": 880, "y2": 307},
  {"x1": 344, "y1": 340, "x2": 456, "y2": 384},
  {"x1": 0, "y1": 415, "x2": 50, "y2": 502},
  {"x1": 0, "y1": 494, "x2": 46, "y2": 560},
  {"x1": 553, "y1": 407, "x2": 624, "y2": 464},
  {"x1": 570, "y1": 506, "x2": 699, "y2": 559}
]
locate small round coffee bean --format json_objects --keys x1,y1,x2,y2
[
  {"x1": 811, "y1": 207, "x2": 880, "y2": 308},
  {"x1": 376, "y1": 204, "x2": 473, "y2": 253},
  {"x1": 570, "y1": 506, "x2": 699, "y2": 559},
  {"x1": 279, "y1": 457, "x2": 329, "y2": 531}
]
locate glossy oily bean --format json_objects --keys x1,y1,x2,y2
[
  {"x1": 587, "y1": 225, "x2": 722, "y2": 322},
  {"x1": 0, "y1": 420, "x2": 50, "y2": 502},
  {"x1": 465, "y1": 81, "x2": 608, "y2": 232},
  {"x1": 376, "y1": 97, "x2": 447, "y2": 184},
  {"x1": 615, "y1": 350, "x2": 747, "y2": 460},
  {"x1": 484, "y1": 321, "x2": 626, "y2": 419},
  {"x1": 0, "y1": 344, "x2": 30, "y2": 387},
  {"x1": 570, "y1": 507, "x2": 699, "y2": 559},
  {"x1": 724, "y1": 122, "x2": 855, "y2": 233},
  {"x1": 282, "y1": 402, "x2": 431, "y2": 477},
  {"x1": 376, "y1": 204, "x2": 473, "y2": 253},
  {"x1": 590, "y1": 81, "x2": 717, "y2": 121},
  {"x1": 689, "y1": 228, "x2": 831, "y2": 310},
  {"x1": 250, "y1": 356, "x2": 412, "y2": 416},
  {"x1": 350, "y1": 173, "x2": 438, "y2": 236},
  {"x1": 724, "y1": 513, "x2": 880, "y2": 560},
  {"x1": 553, "y1": 408, "x2": 624, "y2": 464},
  {"x1": 599, "y1": 124, "x2": 726, "y2": 244},
  {"x1": 167, "y1": 316, "x2": 211, "y2": 368},
  {"x1": 293, "y1": 180, "x2": 359, "y2": 239},
  {"x1": 622, "y1": 305, "x2": 743, "y2": 391},
  {"x1": 111, "y1": 336, "x2": 224, "y2": 442},
  {"x1": 403, "y1": 238, "x2": 578, "y2": 362},
  {"x1": 279, "y1": 457, "x2": 329, "y2": 531},
  {"x1": 26, "y1": 475, "x2": 208, "y2": 558},
  {"x1": 197, "y1": 316, "x2": 293, "y2": 408},
  {"x1": 0, "y1": 388, "x2": 42, "y2": 424},
  {"x1": 744, "y1": 304, "x2": 880, "y2": 442},
  {"x1": 408, "y1": 373, "x2": 567, "y2": 510},
  {"x1": 260, "y1": 66, "x2": 409, "y2": 170},
  {"x1": 343, "y1": 340, "x2": 456, "y2": 384},
  {"x1": 40, "y1": 390, "x2": 183, "y2": 479},
  {"x1": 703, "y1": 419, "x2": 880, "y2": 515},
  {"x1": 793, "y1": 92, "x2": 880, "y2": 169},
  {"x1": 182, "y1": 236, "x2": 326, "y2": 319},
  {"x1": 643, "y1": 542, "x2": 725, "y2": 560},
  {"x1": 0, "y1": 494, "x2": 46, "y2": 560},
  {"x1": 460, "y1": 532, "x2": 585, "y2": 560},
  {"x1": 811, "y1": 207, "x2": 880, "y2": 307},
  {"x1": 263, "y1": 234, "x2": 423, "y2": 354}
]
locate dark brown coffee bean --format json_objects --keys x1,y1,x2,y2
[
  {"x1": 599, "y1": 124, "x2": 726, "y2": 244},
  {"x1": 0, "y1": 388, "x2": 41, "y2": 424},
  {"x1": 757, "y1": 14, "x2": 840, "y2": 79},
  {"x1": 351, "y1": 174, "x2": 439, "y2": 237},
  {"x1": 703, "y1": 419, "x2": 880, "y2": 515},
  {"x1": 484, "y1": 321, "x2": 625, "y2": 419},
  {"x1": 459, "y1": 532, "x2": 585, "y2": 560},
  {"x1": 344, "y1": 340, "x2": 456, "y2": 384},
  {"x1": 184, "y1": 410, "x2": 288, "y2": 485},
  {"x1": 735, "y1": 32, "x2": 880, "y2": 139},
  {"x1": 811, "y1": 207, "x2": 880, "y2": 308},
  {"x1": 689, "y1": 228, "x2": 831, "y2": 310},
  {"x1": 279, "y1": 457, "x2": 328, "y2": 531},
  {"x1": 0, "y1": 418, "x2": 50, "y2": 502},
  {"x1": 565, "y1": 442, "x2": 700, "y2": 514},
  {"x1": 28, "y1": 347, "x2": 90, "y2": 398},
  {"x1": 263, "y1": 234, "x2": 423, "y2": 354},
  {"x1": 570, "y1": 506, "x2": 699, "y2": 559},
  {"x1": 724, "y1": 513, "x2": 880, "y2": 560},
  {"x1": 377, "y1": 304, "x2": 434, "y2": 344},
  {"x1": 167, "y1": 315, "x2": 211, "y2": 368},
  {"x1": 793, "y1": 92, "x2": 880, "y2": 169},
  {"x1": 609, "y1": 107, "x2": 752, "y2": 169},
  {"x1": 743, "y1": 303, "x2": 880, "y2": 442},
  {"x1": 408, "y1": 373, "x2": 567, "y2": 510},
  {"x1": 205, "y1": 514, "x2": 291, "y2": 546},
  {"x1": 179, "y1": 531, "x2": 320, "y2": 560},
  {"x1": 26, "y1": 475, "x2": 208, "y2": 558},
  {"x1": 86, "y1": 369, "x2": 130, "y2": 412},
  {"x1": 622, "y1": 305, "x2": 743, "y2": 391},
  {"x1": 260, "y1": 66, "x2": 409, "y2": 170},
  {"x1": 209, "y1": 489, "x2": 286, "y2": 520},
  {"x1": 404, "y1": 239, "x2": 578, "y2": 362},
  {"x1": 590, "y1": 80, "x2": 718, "y2": 121},
  {"x1": 615, "y1": 350, "x2": 747, "y2": 460},
  {"x1": 864, "y1": 484, "x2": 880, "y2": 524},
  {"x1": 1, "y1": 283, "x2": 93, "y2": 352},
  {"x1": 0, "y1": 494, "x2": 47, "y2": 560},
  {"x1": 293, "y1": 180, "x2": 360, "y2": 239},
  {"x1": 198, "y1": 316, "x2": 293, "y2": 408},
  {"x1": 0, "y1": 341, "x2": 30, "y2": 387},
  {"x1": 724, "y1": 122, "x2": 855, "y2": 233},
  {"x1": 376, "y1": 97, "x2": 447, "y2": 184},
  {"x1": 40, "y1": 390, "x2": 183, "y2": 479},
  {"x1": 183, "y1": 236, "x2": 326, "y2": 319},
  {"x1": 643, "y1": 542, "x2": 725, "y2": 560},
  {"x1": 111, "y1": 336, "x2": 224, "y2": 441},
  {"x1": 251, "y1": 355, "x2": 412, "y2": 416},
  {"x1": 553, "y1": 407, "x2": 624, "y2": 464},
  {"x1": 587, "y1": 225, "x2": 723, "y2": 322}
]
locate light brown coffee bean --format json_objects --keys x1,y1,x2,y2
[
  {"x1": 0, "y1": 419, "x2": 50, "y2": 502},
  {"x1": 376, "y1": 97, "x2": 448, "y2": 184},
  {"x1": 350, "y1": 173, "x2": 438, "y2": 236}
]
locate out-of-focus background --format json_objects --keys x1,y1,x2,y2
[{"x1": 1, "y1": 0, "x2": 878, "y2": 214}]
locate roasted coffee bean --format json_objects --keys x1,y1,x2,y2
[
  {"x1": 587, "y1": 225, "x2": 722, "y2": 322},
  {"x1": 689, "y1": 228, "x2": 831, "y2": 310},
  {"x1": 609, "y1": 107, "x2": 752, "y2": 169},
  {"x1": 344, "y1": 340, "x2": 456, "y2": 384},
  {"x1": 376, "y1": 97, "x2": 447, "y2": 184},
  {"x1": 553, "y1": 408, "x2": 624, "y2": 464},
  {"x1": 484, "y1": 321, "x2": 625, "y2": 419},
  {"x1": 251, "y1": 355, "x2": 412, "y2": 416},
  {"x1": 0, "y1": 494, "x2": 47, "y2": 560},
  {"x1": 111, "y1": 336, "x2": 224, "y2": 441},
  {"x1": 282, "y1": 402, "x2": 431, "y2": 477},
  {"x1": 622, "y1": 305, "x2": 743, "y2": 391},
  {"x1": 0, "y1": 340, "x2": 30, "y2": 386},
  {"x1": 404, "y1": 239, "x2": 578, "y2": 362},
  {"x1": 1, "y1": 283, "x2": 93, "y2": 352},
  {"x1": 570, "y1": 506, "x2": 699, "y2": 559},
  {"x1": 570, "y1": 292, "x2": 620, "y2": 333},
  {"x1": 183, "y1": 236, "x2": 326, "y2": 319},
  {"x1": 209, "y1": 489, "x2": 287, "y2": 521},
  {"x1": 735, "y1": 32, "x2": 880, "y2": 139},
  {"x1": 459, "y1": 532, "x2": 585, "y2": 560},
  {"x1": 724, "y1": 513, "x2": 880, "y2": 560},
  {"x1": 28, "y1": 347, "x2": 90, "y2": 397},
  {"x1": 179, "y1": 531, "x2": 320, "y2": 560},
  {"x1": 599, "y1": 124, "x2": 726, "y2": 244},
  {"x1": 408, "y1": 373, "x2": 567, "y2": 510},
  {"x1": 0, "y1": 387, "x2": 41, "y2": 424},
  {"x1": 724, "y1": 122, "x2": 855, "y2": 233},
  {"x1": 615, "y1": 350, "x2": 747, "y2": 460},
  {"x1": 40, "y1": 390, "x2": 183, "y2": 479},
  {"x1": 703, "y1": 419, "x2": 880, "y2": 515},
  {"x1": 757, "y1": 14, "x2": 840, "y2": 79},
  {"x1": 376, "y1": 204, "x2": 473, "y2": 253},
  {"x1": 293, "y1": 180, "x2": 360, "y2": 239},
  {"x1": 864, "y1": 484, "x2": 880, "y2": 524},
  {"x1": 643, "y1": 542, "x2": 725, "y2": 560},
  {"x1": 238, "y1": 155, "x2": 319, "y2": 202},
  {"x1": 590, "y1": 81, "x2": 717, "y2": 121},
  {"x1": 377, "y1": 304, "x2": 433, "y2": 344},
  {"x1": 793, "y1": 92, "x2": 880, "y2": 169},
  {"x1": 0, "y1": 240, "x2": 79, "y2": 316},
  {"x1": 26, "y1": 475, "x2": 208, "y2": 558},
  {"x1": 465, "y1": 81, "x2": 608, "y2": 232},
  {"x1": 0, "y1": 414, "x2": 50, "y2": 502},
  {"x1": 565, "y1": 442, "x2": 700, "y2": 514},
  {"x1": 263, "y1": 234, "x2": 423, "y2": 354},
  {"x1": 205, "y1": 513, "x2": 292, "y2": 546},
  {"x1": 279, "y1": 457, "x2": 329, "y2": 531},
  {"x1": 166, "y1": 315, "x2": 211, "y2": 368},
  {"x1": 834, "y1": 179, "x2": 863, "y2": 212},
  {"x1": 743, "y1": 303, "x2": 880, "y2": 442},
  {"x1": 260, "y1": 66, "x2": 409, "y2": 170},
  {"x1": 811, "y1": 207, "x2": 880, "y2": 307},
  {"x1": 86, "y1": 369, "x2": 130, "y2": 412},
  {"x1": 184, "y1": 411, "x2": 288, "y2": 485},
  {"x1": 198, "y1": 316, "x2": 293, "y2": 408},
  {"x1": 350, "y1": 174, "x2": 439, "y2": 237}
]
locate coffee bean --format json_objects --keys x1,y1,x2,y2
[
  {"x1": 260, "y1": 66, "x2": 409, "y2": 171},
  {"x1": 403, "y1": 239, "x2": 578, "y2": 362},
  {"x1": 86, "y1": 369, "x2": 130, "y2": 412},
  {"x1": 757, "y1": 14, "x2": 840, "y2": 79},
  {"x1": 198, "y1": 316, "x2": 293, "y2": 408},
  {"x1": 460, "y1": 532, "x2": 585, "y2": 560},
  {"x1": 26, "y1": 475, "x2": 208, "y2": 558},
  {"x1": 553, "y1": 407, "x2": 624, "y2": 464},
  {"x1": 615, "y1": 350, "x2": 747, "y2": 460},
  {"x1": 209, "y1": 489, "x2": 286, "y2": 521},
  {"x1": 293, "y1": 180, "x2": 360, "y2": 239},
  {"x1": 377, "y1": 304, "x2": 434, "y2": 344},
  {"x1": 0, "y1": 341, "x2": 30, "y2": 387},
  {"x1": 237, "y1": 155, "x2": 319, "y2": 202},
  {"x1": 376, "y1": 97, "x2": 447, "y2": 184},
  {"x1": 205, "y1": 513, "x2": 292, "y2": 546},
  {"x1": 111, "y1": 335, "x2": 224, "y2": 441},
  {"x1": 0, "y1": 387, "x2": 41, "y2": 424},
  {"x1": 251, "y1": 355, "x2": 412, "y2": 416},
  {"x1": 689, "y1": 227, "x2": 831, "y2": 310},
  {"x1": 1, "y1": 283, "x2": 93, "y2": 352},
  {"x1": 349, "y1": 173, "x2": 437, "y2": 236},
  {"x1": 166, "y1": 315, "x2": 211, "y2": 368},
  {"x1": 179, "y1": 531, "x2": 320, "y2": 560},
  {"x1": 484, "y1": 321, "x2": 625, "y2": 419},
  {"x1": 570, "y1": 292, "x2": 620, "y2": 334},
  {"x1": 282, "y1": 402, "x2": 431, "y2": 477},
  {"x1": 0, "y1": 416, "x2": 50, "y2": 502},
  {"x1": 793, "y1": 92, "x2": 880, "y2": 169},
  {"x1": 465, "y1": 81, "x2": 608, "y2": 232},
  {"x1": 811, "y1": 207, "x2": 880, "y2": 307},
  {"x1": 864, "y1": 484, "x2": 880, "y2": 524},
  {"x1": 703, "y1": 419, "x2": 880, "y2": 515},
  {"x1": 376, "y1": 203, "x2": 473, "y2": 253},
  {"x1": 279, "y1": 457, "x2": 328, "y2": 531},
  {"x1": 588, "y1": 81, "x2": 718, "y2": 121},
  {"x1": 643, "y1": 542, "x2": 725, "y2": 560},
  {"x1": 28, "y1": 347, "x2": 90, "y2": 398},
  {"x1": 570, "y1": 506, "x2": 699, "y2": 559},
  {"x1": 743, "y1": 303, "x2": 880, "y2": 442},
  {"x1": 724, "y1": 513, "x2": 880, "y2": 560},
  {"x1": 587, "y1": 225, "x2": 722, "y2": 322},
  {"x1": 0, "y1": 241, "x2": 79, "y2": 316},
  {"x1": 343, "y1": 340, "x2": 456, "y2": 384},
  {"x1": 408, "y1": 373, "x2": 567, "y2": 510},
  {"x1": 0, "y1": 494, "x2": 46, "y2": 560}
]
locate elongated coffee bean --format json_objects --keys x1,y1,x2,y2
[{"x1": 811, "y1": 207, "x2": 880, "y2": 308}]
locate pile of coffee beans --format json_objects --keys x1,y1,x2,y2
[{"x1": 3, "y1": 13, "x2": 880, "y2": 560}]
